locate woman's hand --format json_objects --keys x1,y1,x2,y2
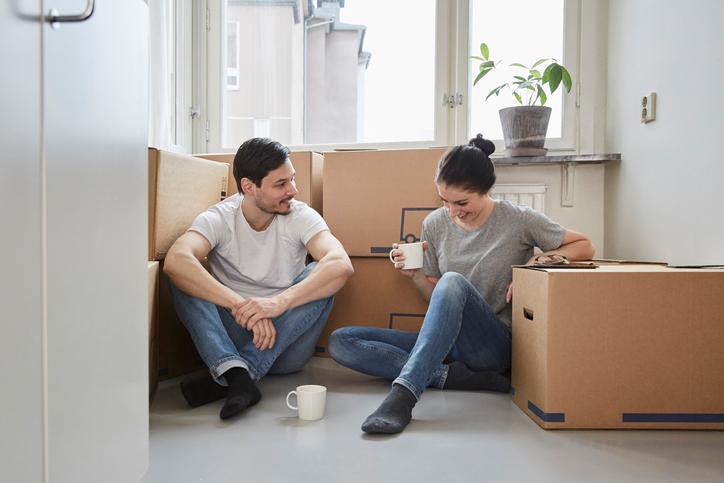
[
  {"x1": 526, "y1": 253, "x2": 568, "y2": 266},
  {"x1": 390, "y1": 241, "x2": 427, "y2": 279},
  {"x1": 508, "y1": 253, "x2": 570, "y2": 303}
]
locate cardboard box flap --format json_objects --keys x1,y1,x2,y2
[
  {"x1": 592, "y1": 258, "x2": 668, "y2": 266},
  {"x1": 148, "y1": 148, "x2": 229, "y2": 260}
]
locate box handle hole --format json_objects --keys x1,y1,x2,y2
[{"x1": 523, "y1": 308, "x2": 534, "y2": 321}]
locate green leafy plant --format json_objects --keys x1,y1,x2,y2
[{"x1": 472, "y1": 42, "x2": 572, "y2": 106}]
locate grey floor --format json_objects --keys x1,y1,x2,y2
[{"x1": 144, "y1": 358, "x2": 724, "y2": 483}]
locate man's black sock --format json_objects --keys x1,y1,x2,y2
[
  {"x1": 219, "y1": 367, "x2": 262, "y2": 420},
  {"x1": 180, "y1": 371, "x2": 228, "y2": 408},
  {"x1": 361, "y1": 383, "x2": 417, "y2": 434},
  {"x1": 443, "y1": 361, "x2": 511, "y2": 393}
]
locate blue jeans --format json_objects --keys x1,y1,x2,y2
[
  {"x1": 328, "y1": 272, "x2": 511, "y2": 400},
  {"x1": 169, "y1": 262, "x2": 333, "y2": 384}
]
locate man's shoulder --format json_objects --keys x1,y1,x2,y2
[
  {"x1": 287, "y1": 199, "x2": 322, "y2": 220},
  {"x1": 195, "y1": 194, "x2": 239, "y2": 235}
]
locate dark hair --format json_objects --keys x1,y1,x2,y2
[
  {"x1": 435, "y1": 134, "x2": 496, "y2": 194},
  {"x1": 233, "y1": 137, "x2": 291, "y2": 193}
]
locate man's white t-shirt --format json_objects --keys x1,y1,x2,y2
[{"x1": 188, "y1": 194, "x2": 328, "y2": 299}]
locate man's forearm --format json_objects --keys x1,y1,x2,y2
[
  {"x1": 164, "y1": 252, "x2": 242, "y2": 309},
  {"x1": 278, "y1": 255, "x2": 353, "y2": 310}
]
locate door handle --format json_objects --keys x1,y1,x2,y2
[{"x1": 46, "y1": 0, "x2": 95, "y2": 24}]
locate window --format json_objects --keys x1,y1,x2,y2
[
  {"x1": 205, "y1": 0, "x2": 440, "y2": 151},
  {"x1": 468, "y1": 0, "x2": 565, "y2": 140},
  {"x1": 195, "y1": 0, "x2": 587, "y2": 153}
]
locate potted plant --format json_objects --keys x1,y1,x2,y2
[{"x1": 472, "y1": 42, "x2": 573, "y2": 156}]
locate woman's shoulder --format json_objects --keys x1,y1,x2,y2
[
  {"x1": 494, "y1": 198, "x2": 536, "y2": 218},
  {"x1": 423, "y1": 207, "x2": 449, "y2": 229}
]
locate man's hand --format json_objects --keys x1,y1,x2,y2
[
  {"x1": 251, "y1": 318, "x2": 276, "y2": 350},
  {"x1": 390, "y1": 241, "x2": 428, "y2": 279},
  {"x1": 232, "y1": 296, "x2": 288, "y2": 330}
]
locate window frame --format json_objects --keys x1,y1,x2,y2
[
  {"x1": 193, "y1": 0, "x2": 599, "y2": 155},
  {"x1": 225, "y1": 20, "x2": 241, "y2": 91},
  {"x1": 168, "y1": 0, "x2": 193, "y2": 154}
]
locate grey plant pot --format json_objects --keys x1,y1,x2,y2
[{"x1": 499, "y1": 106, "x2": 552, "y2": 157}]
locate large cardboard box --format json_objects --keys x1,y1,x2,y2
[
  {"x1": 157, "y1": 261, "x2": 205, "y2": 380},
  {"x1": 315, "y1": 257, "x2": 429, "y2": 356},
  {"x1": 511, "y1": 262, "x2": 724, "y2": 429},
  {"x1": 148, "y1": 148, "x2": 229, "y2": 260},
  {"x1": 323, "y1": 149, "x2": 447, "y2": 256},
  {"x1": 148, "y1": 261, "x2": 159, "y2": 397},
  {"x1": 196, "y1": 151, "x2": 323, "y2": 213}
]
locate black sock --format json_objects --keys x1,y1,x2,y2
[
  {"x1": 361, "y1": 383, "x2": 417, "y2": 434},
  {"x1": 443, "y1": 361, "x2": 511, "y2": 393},
  {"x1": 180, "y1": 371, "x2": 228, "y2": 408},
  {"x1": 219, "y1": 367, "x2": 262, "y2": 420}
]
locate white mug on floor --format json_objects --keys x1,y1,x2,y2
[
  {"x1": 389, "y1": 241, "x2": 424, "y2": 270},
  {"x1": 286, "y1": 384, "x2": 327, "y2": 421}
]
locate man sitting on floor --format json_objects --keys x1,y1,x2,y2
[{"x1": 164, "y1": 137, "x2": 353, "y2": 420}]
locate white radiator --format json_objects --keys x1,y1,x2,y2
[{"x1": 492, "y1": 184, "x2": 547, "y2": 214}]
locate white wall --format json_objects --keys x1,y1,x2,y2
[
  {"x1": 605, "y1": 0, "x2": 724, "y2": 265},
  {"x1": 498, "y1": 165, "x2": 605, "y2": 254}
]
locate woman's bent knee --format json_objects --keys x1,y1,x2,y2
[{"x1": 327, "y1": 327, "x2": 359, "y2": 363}]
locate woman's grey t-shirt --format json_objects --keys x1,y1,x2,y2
[{"x1": 422, "y1": 200, "x2": 566, "y2": 328}]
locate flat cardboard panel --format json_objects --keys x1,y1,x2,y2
[
  {"x1": 148, "y1": 261, "x2": 159, "y2": 397},
  {"x1": 512, "y1": 264, "x2": 724, "y2": 429},
  {"x1": 315, "y1": 257, "x2": 429, "y2": 356},
  {"x1": 148, "y1": 148, "x2": 229, "y2": 260},
  {"x1": 157, "y1": 262, "x2": 205, "y2": 380},
  {"x1": 322, "y1": 149, "x2": 447, "y2": 256},
  {"x1": 195, "y1": 151, "x2": 323, "y2": 213}
]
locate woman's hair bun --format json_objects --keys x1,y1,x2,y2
[{"x1": 469, "y1": 134, "x2": 495, "y2": 157}]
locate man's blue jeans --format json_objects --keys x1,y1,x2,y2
[
  {"x1": 169, "y1": 262, "x2": 333, "y2": 384},
  {"x1": 328, "y1": 272, "x2": 511, "y2": 400}
]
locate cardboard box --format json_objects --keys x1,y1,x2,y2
[
  {"x1": 157, "y1": 261, "x2": 205, "y2": 380},
  {"x1": 323, "y1": 149, "x2": 447, "y2": 256},
  {"x1": 148, "y1": 148, "x2": 229, "y2": 260},
  {"x1": 196, "y1": 151, "x2": 323, "y2": 213},
  {"x1": 511, "y1": 263, "x2": 724, "y2": 429},
  {"x1": 315, "y1": 257, "x2": 429, "y2": 356},
  {"x1": 148, "y1": 261, "x2": 159, "y2": 397}
]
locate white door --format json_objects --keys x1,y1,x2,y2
[
  {"x1": 0, "y1": 0, "x2": 44, "y2": 480},
  {"x1": 1, "y1": 1, "x2": 149, "y2": 481}
]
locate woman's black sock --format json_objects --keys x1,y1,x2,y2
[
  {"x1": 361, "y1": 383, "x2": 417, "y2": 434},
  {"x1": 443, "y1": 361, "x2": 511, "y2": 393}
]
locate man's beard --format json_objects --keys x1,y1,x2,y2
[{"x1": 255, "y1": 195, "x2": 293, "y2": 215}]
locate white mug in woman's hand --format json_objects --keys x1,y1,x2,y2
[{"x1": 389, "y1": 242, "x2": 424, "y2": 270}]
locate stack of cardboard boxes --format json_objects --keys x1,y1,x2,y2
[
  {"x1": 315, "y1": 148, "x2": 447, "y2": 355},
  {"x1": 148, "y1": 148, "x2": 230, "y2": 382}
]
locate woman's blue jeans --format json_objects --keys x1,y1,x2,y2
[
  {"x1": 328, "y1": 272, "x2": 511, "y2": 400},
  {"x1": 169, "y1": 262, "x2": 333, "y2": 385}
]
